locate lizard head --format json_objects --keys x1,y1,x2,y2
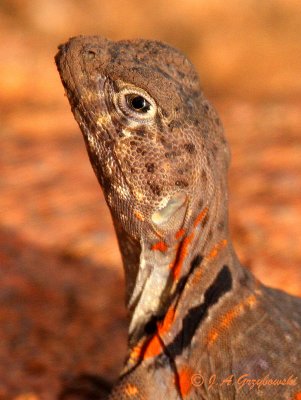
[
  {"x1": 55, "y1": 35, "x2": 230, "y2": 241},
  {"x1": 56, "y1": 36, "x2": 231, "y2": 341}
]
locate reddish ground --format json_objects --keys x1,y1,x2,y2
[{"x1": 0, "y1": 1, "x2": 301, "y2": 399}]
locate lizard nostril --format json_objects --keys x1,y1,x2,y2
[{"x1": 85, "y1": 50, "x2": 97, "y2": 60}]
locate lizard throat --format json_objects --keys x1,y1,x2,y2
[
  {"x1": 122, "y1": 204, "x2": 231, "y2": 347},
  {"x1": 123, "y1": 227, "x2": 235, "y2": 371}
]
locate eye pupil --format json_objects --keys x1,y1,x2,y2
[{"x1": 129, "y1": 95, "x2": 151, "y2": 113}]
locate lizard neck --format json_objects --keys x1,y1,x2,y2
[{"x1": 114, "y1": 181, "x2": 244, "y2": 347}]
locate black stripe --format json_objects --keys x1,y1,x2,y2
[
  {"x1": 144, "y1": 255, "x2": 204, "y2": 336},
  {"x1": 165, "y1": 265, "x2": 233, "y2": 357},
  {"x1": 171, "y1": 254, "x2": 203, "y2": 303}
]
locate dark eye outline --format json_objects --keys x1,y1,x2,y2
[
  {"x1": 126, "y1": 94, "x2": 151, "y2": 113},
  {"x1": 114, "y1": 86, "x2": 157, "y2": 122}
]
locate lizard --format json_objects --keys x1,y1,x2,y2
[{"x1": 55, "y1": 35, "x2": 301, "y2": 400}]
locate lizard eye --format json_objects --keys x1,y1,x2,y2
[
  {"x1": 126, "y1": 95, "x2": 151, "y2": 113},
  {"x1": 115, "y1": 86, "x2": 157, "y2": 122}
]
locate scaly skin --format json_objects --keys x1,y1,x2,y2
[{"x1": 55, "y1": 36, "x2": 301, "y2": 400}]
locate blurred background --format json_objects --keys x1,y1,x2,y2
[{"x1": 0, "y1": 0, "x2": 301, "y2": 398}]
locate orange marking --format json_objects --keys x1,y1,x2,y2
[
  {"x1": 151, "y1": 241, "x2": 168, "y2": 252},
  {"x1": 134, "y1": 210, "x2": 144, "y2": 221},
  {"x1": 175, "y1": 228, "x2": 185, "y2": 240},
  {"x1": 193, "y1": 207, "x2": 208, "y2": 228},
  {"x1": 207, "y1": 330, "x2": 219, "y2": 344},
  {"x1": 128, "y1": 342, "x2": 144, "y2": 363},
  {"x1": 191, "y1": 267, "x2": 204, "y2": 285},
  {"x1": 205, "y1": 239, "x2": 228, "y2": 261},
  {"x1": 143, "y1": 334, "x2": 163, "y2": 359},
  {"x1": 246, "y1": 294, "x2": 257, "y2": 307},
  {"x1": 177, "y1": 366, "x2": 194, "y2": 396},
  {"x1": 293, "y1": 392, "x2": 301, "y2": 400},
  {"x1": 157, "y1": 306, "x2": 176, "y2": 335},
  {"x1": 143, "y1": 306, "x2": 176, "y2": 360},
  {"x1": 169, "y1": 208, "x2": 208, "y2": 280},
  {"x1": 207, "y1": 294, "x2": 257, "y2": 346},
  {"x1": 170, "y1": 233, "x2": 195, "y2": 280},
  {"x1": 124, "y1": 383, "x2": 139, "y2": 396}
]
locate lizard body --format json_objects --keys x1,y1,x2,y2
[{"x1": 55, "y1": 36, "x2": 301, "y2": 400}]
